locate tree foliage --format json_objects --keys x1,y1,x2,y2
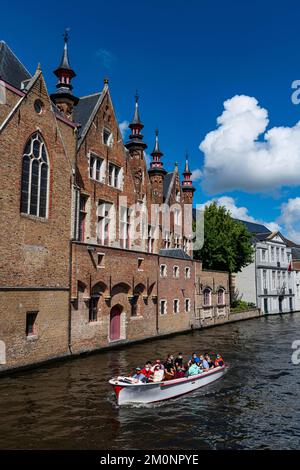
[{"x1": 194, "y1": 202, "x2": 254, "y2": 273}]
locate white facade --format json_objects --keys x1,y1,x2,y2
[{"x1": 236, "y1": 232, "x2": 295, "y2": 315}]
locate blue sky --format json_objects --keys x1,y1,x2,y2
[{"x1": 2, "y1": 0, "x2": 300, "y2": 239}]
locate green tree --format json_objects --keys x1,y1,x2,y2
[{"x1": 194, "y1": 202, "x2": 254, "y2": 302}]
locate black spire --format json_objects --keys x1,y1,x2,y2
[
  {"x1": 56, "y1": 30, "x2": 73, "y2": 74},
  {"x1": 182, "y1": 152, "x2": 195, "y2": 192},
  {"x1": 148, "y1": 129, "x2": 167, "y2": 175},
  {"x1": 132, "y1": 91, "x2": 142, "y2": 125},
  {"x1": 125, "y1": 91, "x2": 147, "y2": 150},
  {"x1": 50, "y1": 30, "x2": 79, "y2": 116},
  {"x1": 151, "y1": 129, "x2": 162, "y2": 156}
]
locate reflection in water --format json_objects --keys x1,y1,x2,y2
[{"x1": 0, "y1": 313, "x2": 300, "y2": 449}]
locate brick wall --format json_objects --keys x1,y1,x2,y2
[{"x1": 0, "y1": 290, "x2": 69, "y2": 371}]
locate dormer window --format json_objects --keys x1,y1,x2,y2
[
  {"x1": 176, "y1": 190, "x2": 181, "y2": 202},
  {"x1": 103, "y1": 128, "x2": 112, "y2": 146}
]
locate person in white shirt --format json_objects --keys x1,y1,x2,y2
[{"x1": 152, "y1": 364, "x2": 165, "y2": 382}]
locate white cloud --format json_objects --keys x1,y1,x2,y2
[
  {"x1": 278, "y1": 197, "x2": 300, "y2": 243},
  {"x1": 119, "y1": 120, "x2": 129, "y2": 139},
  {"x1": 200, "y1": 95, "x2": 300, "y2": 193},
  {"x1": 191, "y1": 168, "x2": 202, "y2": 182},
  {"x1": 199, "y1": 196, "x2": 280, "y2": 232}
]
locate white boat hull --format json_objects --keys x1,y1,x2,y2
[{"x1": 109, "y1": 365, "x2": 226, "y2": 405}]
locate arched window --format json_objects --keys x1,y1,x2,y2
[
  {"x1": 218, "y1": 288, "x2": 225, "y2": 305},
  {"x1": 203, "y1": 288, "x2": 211, "y2": 306},
  {"x1": 20, "y1": 133, "x2": 49, "y2": 218}
]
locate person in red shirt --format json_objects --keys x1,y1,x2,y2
[{"x1": 140, "y1": 361, "x2": 153, "y2": 381}]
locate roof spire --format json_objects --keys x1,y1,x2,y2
[
  {"x1": 132, "y1": 89, "x2": 142, "y2": 125},
  {"x1": 181, "y1": 151, "x2": 195, "y2": 193},
  {"x1": 184, "y1": 151, "x2": 191, "y2": 174},
  {"x1": 152, "y1": 128, "x2": 162, "y2": 156},
  {"x1": 50, "y1": 30, "x2": 79, "y2": 118},
  {"x1": 55, "y1": 28, "x2": 74, "y2": 76},
  {"x1": 125, "y1": 91, "x2": 147, "y2": 150},
  {"x1": 148, "y1": 129, "x2": 167, "y2": 175}
]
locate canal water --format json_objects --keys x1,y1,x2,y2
[{"x1": 0, "y1": 313, "x2": 300, "y2": 450}]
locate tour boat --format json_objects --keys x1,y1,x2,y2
[{"x1": 109, "y1": 364, "x2": 227, "y2": 405}]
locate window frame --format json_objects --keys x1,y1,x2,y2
[
  {"x1": 89, "y1": 152, "x2": 105, "y2": 183},
  {"x1": 173, "y1": 299, "x2": 180, "y2": 314},
  {"x1": 20, "y1": 133, "x2": 49, "y2": 219},
  {"x1": 26, "y1": 311, "x2": 38, "y2": 337},
  {"x1": 160, "y1": 299, "x2": 167, "y2": 315},
  {"x1": 173, "y1": 265, "x2": 179, "y2": 278},
  {"x1": 185, "y1": 298, "x2": 191, "y2": 313},
  {"x1": 108, "y1": 162, "x2": 121, "y2": 189},
  {"x1": 203, "y1": 287, "x2": 212, "y2": 307}
]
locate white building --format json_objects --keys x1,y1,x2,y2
[{"x1": 235, "y1": 221, "x2": 295, "y2": 315}]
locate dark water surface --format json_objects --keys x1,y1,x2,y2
[{"x1": 1, "y1": 313, "x2": 300, "y2": 450}]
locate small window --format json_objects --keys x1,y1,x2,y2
[
  {"x1": 108, "y1": 163, "x2": 121, "y2": 188},
  {"x1": 173, "y1": 299, "x2": 179, "y2": 314},
  {"x1": 160, "y1": 264, "x2": 167, "y2": 278},
  {"x1": 89, "y1": 297, "x2": 99, "y2": 322},
  {"x1": 103, "y1": 128, "x2": 112, "y2": 146},
  {"x1": 26, "y1": 311, "x2": 38, "y2": 336},
  {"x1": 34, "y1": 99, "x2": 44, "y2": 114},
  {"x1": 89, "y1": 153, "x2": 104, "y2": 182},
  {"x1": 217, "y1": 289, "x2": 225, "y2": 305},
  {"x1": 203, "y1": 288, "x2": 211, "y2": 307},
  {"x1": 138, "y1": 258, "x2": 144, "y2": 271},
  {"x1": 97, "y1": 252, "x2": 105, "y2": 268},
  {"x1": 185, "y1": 267, "x2": 191, "y2": 279},
  {"x1": 160, "y1": 300, "x2": 167, "y2": 315},
  {"x1": 173, "y1": 266, "x2": 179, "y2": 278},
  {"x1": 79, "y1": 195, "x2": 88, "y2": 242},
  {"x1": 185, "y1": 298, "x2": 191, "y2": 313}
]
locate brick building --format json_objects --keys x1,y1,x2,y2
[{"x1": 0, "y1": 35, "x2": 229, "y2": 372}]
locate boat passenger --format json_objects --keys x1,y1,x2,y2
[
  {"x1": 164, "y1": 354, "x2": 175, "y2": 379},
  {"x1": 152, "y1": 364, "x2": 165, "y2": 382},
  {"x1": 132, "y1": 367, "x2": 147, "y2": 383},
  {"x1": 188, "y1": 361, "x2": 201, "y2": 376},
  {"x1": 174, "y1": 367, "x2": 186, "y2": 379},
  {"x1": 188, "y1": 352, "x2": 199, "y2": 367},
  {"x1": 200, "y1": 355, "x2": 209, "y2": 372},
  {"x1": 204, "y1": 353, "x2": 215, "y2": 368},
  {"x1": 141, "y1": 361, "x2": 153, "y2": 381},
  {"x1": 214, "y1": 354, "x2": 224, "y2": 367},
  {"x1": 151, "y1": 359, "x2": 164, "y2": 372},
  {"x1": 175, "y1": 353, "x2": 184, "y2": 368}
]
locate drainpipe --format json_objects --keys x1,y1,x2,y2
[
  {"x1": 156, "y1": 255, "x2": 159, "y2": 335},
  {"x1": 68, "y1": 240, "x2": 73, "y2": 355}
]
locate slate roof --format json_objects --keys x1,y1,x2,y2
[
  {"x1": 291, "y1": 247, "x2": 300, "y2": 260},
  {"x1": 0, "y1": 41, "x2": 31, "y2": 89},
  {"x1": 233, "y1": 219, "x2": 271, "y2": 234},
  {"x1": 163, "y1": 172, "x2": 174, "y2": 200},
  {"x1": 159, "y1": 248, "x2": 192, "y2": 260},
  {"x1": 73, "y1": 92, "x2": 102, "y2": 139}
]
